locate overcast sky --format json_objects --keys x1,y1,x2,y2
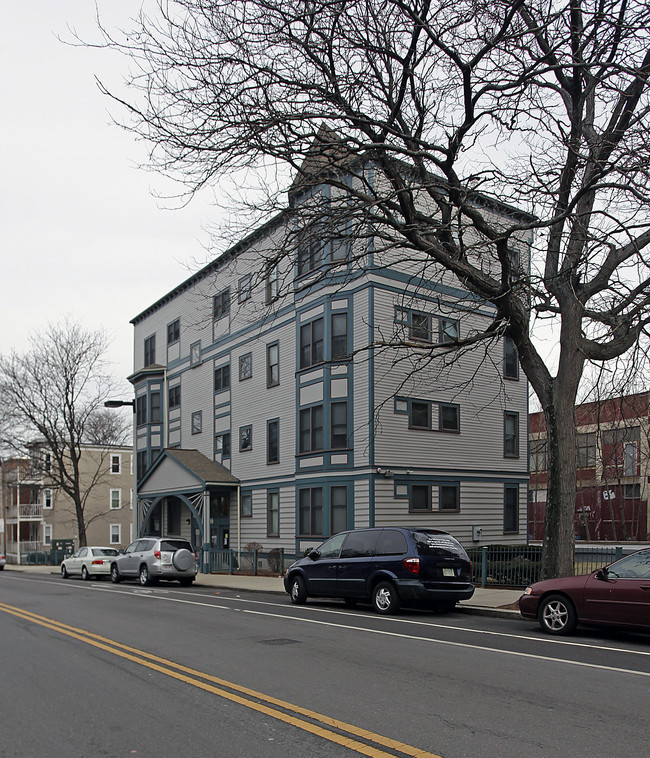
[{"x1": 3, "y1": 1, "x2": 217, "y2": 393}]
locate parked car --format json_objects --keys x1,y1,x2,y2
[
  {"x1": 61, "y1": 546, "x2": 120, "y2": 580},
  {"x1": 110, "y1": 537, "x2": 198, "y2": 586},
  {"x1": 283, "y1": 527, "x2": 474, "y2": 614},
  {"x1": 519, "y1": 547, "x2": 650, "y2": 635},
  {"x1": 0, "y1": 552, "x2": 6, "y2": 570}
]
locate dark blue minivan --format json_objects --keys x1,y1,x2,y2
[{"x1": 283, "y1": 527, "x2": 474, "y2": 614}]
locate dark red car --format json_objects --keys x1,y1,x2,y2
[{"x1": 519, "y1": 548, "x2": 650, "y2": 635}]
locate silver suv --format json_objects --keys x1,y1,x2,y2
[{"x1": 110, "y1": 537, "x2": 198, "y2": 587}]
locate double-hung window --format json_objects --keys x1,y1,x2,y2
[
  {"x1": 504, "y1": 411, "x2": 519, "y2": 457},
  {"x1": 504, "y1": 484, "x2": 519, "y2": 533},
  {"x1": 299, "y1": 406, "x2": 323, "y2": 453},
  {"x1": 331, "y1": 313, "x2": 348, "y2": 360},
  {"x1": 110, "y1": 489, "x2": 121, "y2": 510},
  {"x1": 267, "y1": 343, "x2": 279, "y2": 387},
  {"x1": 330, "y1": 402, "x2": 348, "y2": 448},
  {"x1": 266, "y1": 264, "x2": 279, "y2": 303},
  {"x1": 238, "y1": 274, "x2": 252, "y2": 303},
  {"x1": 214, "y1": 364, "x2": 230, "y2": 392},
  {"x1": 213, "y1": 288, "x2": 230, "y2": 320},
  {"x1": 111, "y1": 455, "x2": 121, "y2": 474},
  {"x1": 144, "y1": 334, "x2": 156, "y2": 366},
  {"x1": 297, "y1": 232, "x2": 322, "y2": 276},
  {"x1": 299, "y1": 487, "x2": 323, "y2": 536},
  {"x1": 167, "y1": 319, "x2": 180, "y2": 345},
  {"x1": 168, "y1": 385, "x2": 181, "y2": 410},
  {"x1": 504, "y1": 335, "x2": 519, "y2": 379},
  {"x1": 136, "y1": 395, "x2": 147, "y2": 426},
  {"x1": 267, "y1": 419, "x2": 279, "y2": 464},
  {"x1": 300, "y1": 318, "x2": 324, "y2": 368},
  {"x1": 267, "y1": 491, "x2": 279, "y2": 537}
]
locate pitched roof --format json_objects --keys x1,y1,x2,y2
[{"x1": 163, "y1": 448, "x2": 240, "y2": 485}]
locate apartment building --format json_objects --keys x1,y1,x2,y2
[
  {"x1": 529, "y1": 392, "x2": 650, "y2": 542},
  {"x1": 130, "y1": 157, "x2": 531, "y2": 570},
  {"x1": 1, "y1": 444, "x2": 134, "y2": 563}
]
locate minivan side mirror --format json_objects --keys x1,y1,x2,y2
[{"x1": 308, "y1": 549, "x2": 320, "y2": 561}]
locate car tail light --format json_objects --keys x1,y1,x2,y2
[
  {"x1": 403, "y1": 557, "x2": 420, "y2": 574},
  {"x1": 92, "y1": 559, "x2": 103, "y2": 565},
  {"x1": 154, "y1": 550, "x2": 161, "y2": 559},
  {"x1": 194, "y1": 552, "x2": 198, "y2": 561}
]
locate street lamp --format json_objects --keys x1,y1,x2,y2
[{"x1": 104, "y1": 399, "x2": 135, "y2": 409}]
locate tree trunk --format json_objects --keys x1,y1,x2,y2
[
  {"x1": 541, "y1": 389, "x2": 578, "y2": 579},
  {"x1": 75, "y1": 498, "x2": 87, "y2": 547}
]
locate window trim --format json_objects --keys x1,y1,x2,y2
[
  {"x1": 240, "y1": 491, "x2": 253, "y2": 518},
  {"x1": 504, "y1": 483, "x2": 520, "y2": 533},
  {"x1": 191, "y1": 411, "x2": 203, "y2": 435},
  {"x1": 299, "y1": 404, "x2": 324, "y2": 453},
  {"x1": 239, "y1": 425, "x2": 253, "y2": 452},
  {"x1": 110, "y1": 488, "x2": 121, "y2": 510},
  {"x1": 167, "y1": 319, "x2": 180, "y2": 346},
  {"x1": 504, "y1": 411, "x2": 520, "y2": 458},
  {"x1": 110, "y1": 523, "x2": 121, "y2": 545},
  {"x1": 239, "y1": 353, "x2": 252, "y2": 381},
  {"x1": 299, "y1": 317, "x2": 324, "y2": 369},
  {"x1": 144, "y1": 334, "x2": 156, "y2": 366},
  {"x1": 214, "y1": 364, "x2": 231, "y2": 393},
  {"x1": 213, "y1": 288, "x2": 231, "y2": 320},
  {"x1": 111, "y1": 455, "x2": 121, "y2": 474},
  {"x1": 503, "y1": 335, "x2": 519, "y2": 380},
  {"x1": 238, "y1": 274, "x2": 252, "y2": 303},
  {"x1": 298, "y1": 486, "x2": 324, "y2": 537},
  {"x1": 267, "y1": 489, "x2": 280, "y2": 537},
  {"x1": 267, "y1": 418, "x2": 279, "y2": 464},
  {"x1": 168, "y1": 385, "x2": 181, "y2": 410},
  {"x1": 266, "y1": 342, "x2": 279, "y2": 387}
]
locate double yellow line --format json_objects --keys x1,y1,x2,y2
[{"x1": 0, "y1": 602, "x2": 443, "y2": 758}]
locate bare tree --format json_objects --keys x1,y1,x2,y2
[
  {"x1": 0, "y1": 321, "x2": 126, "y2": 547},
  {"x1": 93, "y1": 0, "x2": 650, "y2": 577}
]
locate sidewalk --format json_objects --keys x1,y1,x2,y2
[{"x1": 2, "y1": 564, "x2": 522, "y2": 618}]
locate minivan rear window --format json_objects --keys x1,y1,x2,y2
[
  {"x1": 375, "y1": 530, "x2": 408, "y2": 556},
  {"x1": 413, "y1": 531, "x2": 465, "y2": 556}
]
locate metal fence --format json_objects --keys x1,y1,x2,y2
[
  {"x1": 204, "y1": 544, "x2": 636, "y2": 588},
  {"x1": 206, "y1": 548, "x2": 301, "y2": 575},
  {"x1": 468, "y1": 544, "x2": 626, "y2": 588}
]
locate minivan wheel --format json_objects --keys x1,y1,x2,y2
[
  {"x1": 372, "y1": 581, "x2": 401, "y2": 615},
  {"x1": 290, "y1": 575, "x2": 307, "y2": 605},
  {"x1": 139, "y1": 565, "x2": 151, "y2": 586},
  {"x1": 110, "y1": 564, "x2": 121, "y2": 584}
]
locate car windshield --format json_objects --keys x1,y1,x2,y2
[
  {"x1": 92, "y1": 548, "x2": 119, "y2": 557},
  {"x1": 160, "y1": 540, "x2": 193, "y2": 552},
  {"x1": 413, "y1": 531, "x2": 465, "y2": 557}
]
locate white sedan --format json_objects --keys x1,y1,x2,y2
[{"x1": 61, "y1": 546, "x2": 120, "y2": 580}]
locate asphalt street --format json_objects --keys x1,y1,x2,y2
[{"x1": 1, "y1": 571, "x2": 649, "y2": 758}]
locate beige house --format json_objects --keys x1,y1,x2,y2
[{"x1": 1, "y1": 444, "x2": 134, "y2": 563}]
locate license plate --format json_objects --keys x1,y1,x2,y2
[{"x1": 442, "y1": 568, "x2": 455, "y2": 577}]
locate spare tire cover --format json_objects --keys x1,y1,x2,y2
[{"x1": 172, "y1": 548, "x2": 193, "y2": 571}]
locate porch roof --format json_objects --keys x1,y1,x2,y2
[{"x1": 138, "y1": 448, "x2": 239, "y2": 496}]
